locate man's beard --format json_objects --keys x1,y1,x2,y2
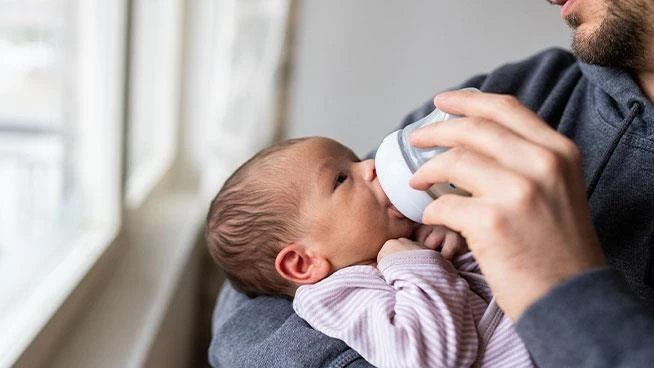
[{"x1": 567, "y1": 0, "x2": 648, "y2": 69}]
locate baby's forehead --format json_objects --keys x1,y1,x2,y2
[
  {"x1": 265, "y1": 138, "x2": 344, "y2": 183},
  {"x1": 263, "y1": 137, "x2": 358, "y2": 187},
  {"x1": 289, "y1": 137, "x2": 355, "y2": 159}
]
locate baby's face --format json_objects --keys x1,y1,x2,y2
[{"x1": 287, "y1": 137, "x2": 415, "y2": 270}]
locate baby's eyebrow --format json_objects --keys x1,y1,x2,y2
[
  {"x1": 317, "y1": 159, "x2": 335, "y2": 191},
  {"x1": 318, "y1": 158, "x2": 332, "y2": 172}
]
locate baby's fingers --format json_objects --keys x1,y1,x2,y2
[
  {"x1": 440, "y1": 232, "x2": 466, "y2": 260},
  {"x1": 424, "y1": 230, "x2": 446, "y2": 250}
]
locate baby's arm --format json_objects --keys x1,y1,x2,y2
[{"x1": 293, "y1": 239, "x2": 479, "y2": 368}]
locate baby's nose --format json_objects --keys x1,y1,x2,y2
[{"x1": 361, "y1": 159, "x2": 377, "y2": 182}]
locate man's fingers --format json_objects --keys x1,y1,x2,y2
[
  {"x1": 420, "y1": 194, "x2": 478, "y2": 239},
  {"x1": 425, "y1": 90, "x2": 576, "y2": 156},
  {"x1": 410, "y1": 146, "x2": 524, "y2": 197},
  {"x1": 409, "y1": 116, "x2": 562, "y2": 179}
]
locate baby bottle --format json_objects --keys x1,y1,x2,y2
[{"x1": 375, "y1": 88, "x2": 477, "y2": 223}]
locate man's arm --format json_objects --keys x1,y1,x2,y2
[
  {"x1": 410, "y1": 89, "x2": 605, "y2": 319},
  {"x1": 409, "y1": 88, "x2": 654, "y2": 367},
  {"x1": 209, "y1": 282, "x2": 373, "y2": 368},
  {"x1": 516, "y1": 268, "x2": 654, "y2": 368}
]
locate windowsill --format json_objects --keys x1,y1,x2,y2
[
  {"x1": 12, "y1": 180, "x2": 207, "y2": 367},
  {"x1": 0, "y1": 223, "x2": 120, "y2": 367},
  {"x1": 55, "y1": 191, "x2": 203, "y2": 367}
]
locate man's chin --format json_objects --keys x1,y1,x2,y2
[
  {"x1": 565, "y1": 13, "x2": 580, "y2": 28},
  {"x1": 569, "y1": 1, "x2": 646, "y2": 69}
]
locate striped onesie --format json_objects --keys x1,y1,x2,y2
[{"x1": 293, "y1": 249, "x2": 534, "y2": 368}]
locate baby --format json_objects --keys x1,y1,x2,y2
[{"x1": 206, "y1": 136, "x2": 533, "y2": 367}]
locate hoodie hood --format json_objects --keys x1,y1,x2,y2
[{"x1": 579, "y1": 62, "x2": 654, "y2": 137}]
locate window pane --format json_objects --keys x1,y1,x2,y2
[
  {"x1": 207, "y1": 0, "x2": 290, "y2": 159},
  {"x1": 0, "y1": 0, "x2": 125, "y2": 363},
  {"x1": 0, "y1": 0, "x2": 65, "y2": 129},
  {"x1": 0, "y1": 0, "x2": 79, "y2": 307},
  {"x1": 0, "y1": 0, "x2": 91, "y2": 347},
  {"x1": 0, "y1": 0, "x2": 79, "y2": 321},
  {"x1": 125, "y1": 0, "x2": 182, "y2": 208}
]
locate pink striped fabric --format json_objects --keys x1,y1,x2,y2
[{"x1": 293, "y1": 250, "x2": 534, "y2": 368}]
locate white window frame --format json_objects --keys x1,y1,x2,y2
[
  {"x1": 124, "y1": 0, "x2": 184, "y2": 209},
  {"x1": 0, "y1": 0, "x2": 127, "y2": 365},
  {"x1": 3, "y1": 0, "x2": 294, "y2": 364},
  {"x1": 184, "y1": 0, "x2": 291, "y2": 199}
]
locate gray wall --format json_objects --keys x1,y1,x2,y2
[{"x1": 285, "y1": 0, "x2": 571, "y2": 157}]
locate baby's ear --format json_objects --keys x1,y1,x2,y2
[{"x1": 275, "y1": 243, "x2": 331, "y2": 285}]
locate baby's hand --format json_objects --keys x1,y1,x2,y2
[
  {"x1": 377, "y1": 238, "x2": 425, "y2": 264},
  {"x1": 413, "y1": 224, "x2": 468, "y2": 260}
]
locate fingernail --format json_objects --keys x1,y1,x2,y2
[
  {"x1": 409, "y1": 130, "x2": 419, "y2": 142},
  {"x1": 434, "y1": 91, "x2": 453, "y2": 105}
]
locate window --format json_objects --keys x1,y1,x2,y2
[
  {"x1": 185, "y1": 0, "x2": 292, "y2": 197},
  {"x1": 0, "y1": 1, "x2": 72, "y2": 262},
  {"x1": 0, "y1": 0, "x2": 126, "y2": 365},
  {"x1": 0, "y1": 0, "x2": 293, "y2": 364},
  {"x1": 125, "y1": 0, "x2": 183, "y2": 208}
]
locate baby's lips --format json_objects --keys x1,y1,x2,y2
[
  {"x1": 374, "y1": 175, "x2": 408, "y2": 220},
  {"x1": 387, "y1": 201, "x2": 407, "y2": 220}
]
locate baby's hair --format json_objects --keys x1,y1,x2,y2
[{"x1": 206, "y1": 137, "x2": 310, "y2": 297}]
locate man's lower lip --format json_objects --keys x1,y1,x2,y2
[{"x1": 560, "y1": 0, "x2": 575, "y2": 18}]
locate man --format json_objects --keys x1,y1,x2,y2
[{"x1": 209, "y1": 1, "x2": 654, "y2": 367}]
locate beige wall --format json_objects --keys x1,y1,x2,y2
[{"x1": 285, "y1": 0, "x2": 571, "y2": 156}]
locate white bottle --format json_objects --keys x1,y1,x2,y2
[{"x1": 375, "y1": 90, "x2": 475, "y2": 223}]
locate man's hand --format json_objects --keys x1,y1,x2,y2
[
  {"x1": 413, "y1": 224, "x2": 468, "y2": 259},
  {"x1": 409, "y1": 89, "x2": 606, "y2": 320}
]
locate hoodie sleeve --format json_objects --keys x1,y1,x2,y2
[
  {"x1": 209, "y1": 282, "x2": 374, "y2": 368},
  {"x1": 516, "y1": 268, "x2": 654, "y2": 368}
]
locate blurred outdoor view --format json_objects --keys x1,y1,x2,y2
[{"x1": 0, "y1": 0, "x2": 76, "y2": 312}]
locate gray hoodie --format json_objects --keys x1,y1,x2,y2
[{"x1": 209, "y1": 48, "x2": 654, "y2": 368}]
